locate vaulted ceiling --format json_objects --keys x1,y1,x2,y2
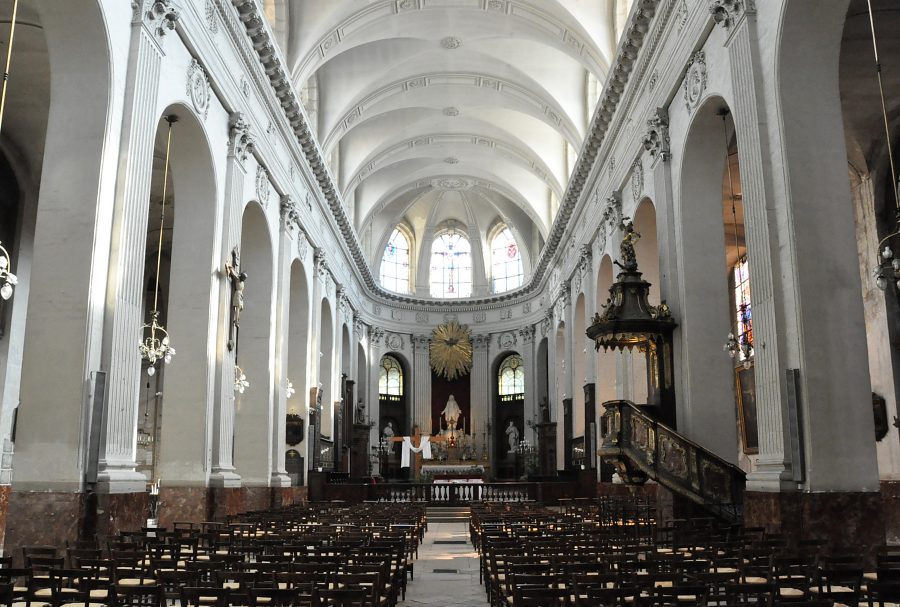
[{"x1": 264, "y1": 0, "x2": 626, "y2": 295}]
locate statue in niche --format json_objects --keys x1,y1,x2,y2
[
  {"x1": 355, "y1": 398, "x2": 366, "y2": 424},
  {"x1": 615, "y1": 218, "x2": 641, "y2": 272},
  {"x1": 506, "y1": 420, "x2": 520, "y2": 453},
  {"x1": 540, "y1": 396, "x2": 550, "y2": 423},
  {"x1": 382, "y1": 421, "x2": 395, "y2": 439},
  {"x1": 224, "y1": 247, "x2": 247, "y2": 351},
  {"x1": 441, "y1": 394, "x2": 462, "y2": 431}
]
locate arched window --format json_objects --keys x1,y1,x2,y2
[
  {"x1": 490, "y1": 227, "x2": 524, "y2": 293},
  {"x1": 429, "y1": 229, "x2": 472, "y2": 298},
  {"x1": 378, "y1": 355, "x2": 403, "y2": 397},
  {"x1": 380, "y1": 228, "x2": 411, "y2": 294},
  {"x1": 733, "y1": 256, "x2": 753, "y2": 364},
  {"x1": 498, "y1": 354, "x2": 525, "y2": 398}
]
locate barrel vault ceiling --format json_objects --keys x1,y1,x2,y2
[{"x1": 263, "y1": 0, "x2": 627, "y2": 290}]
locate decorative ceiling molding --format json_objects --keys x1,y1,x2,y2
[
  {"x1": 226, "y1": 0, "x2": 662, "y2": 308},
  {"x1": 321, "y1": 72, "x2": 581, "y2": 154},
  {"x1": 292, "y1": 0, "x2": 607, "y2": 85},
  {"x1": 343, "y1": 132, "x2": 563, "y2": 200}
]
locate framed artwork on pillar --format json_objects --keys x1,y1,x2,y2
[{"x1": 735, "y1": 366, "x2": 759, "y2": 454}]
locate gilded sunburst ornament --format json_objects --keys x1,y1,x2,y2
[{"x1": 430, "y1": 321, "x2": 473, "y2": 380}]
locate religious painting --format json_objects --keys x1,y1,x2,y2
[{"x1": 735, "y1": 366, "x2": 758, "y2": 454}]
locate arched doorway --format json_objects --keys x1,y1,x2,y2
[
  {"x1": 377, "y1": 353, "x2": 407, "y2": 480},
  {"x1": 493, "y1": 352, "x2": 524, "y2": 479}
]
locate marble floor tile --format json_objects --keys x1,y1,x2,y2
[{"x1": 399, "y1": 522, "x2": 488, "y2": 607}]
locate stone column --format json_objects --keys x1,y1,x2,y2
[
  {"x1": 97, "y1": 2, "x2": 180, "y2": 493},
  {"x1": 519, "y1": 326, "x2": 537, "y2": 438},
  {"x1": 369, "y1": 328, "x2": 384, "y2": 473},
  {"x1": 719, "y1": 5, "x2": 792, "y2": 489},
  {"x1": 411, "y1": 335, "x2": 431, "y2": 433},
  {"x1": 209, "y1": 114, "x2": 254, "y2": 488},
  {"x1": 269, "y1": 199, "x2": 299, "y2": 488},
  {"x1": 580, "y1": 246, "x2": 597, "y2": 386},
  {"x1": 559, "y1": 287, "x2": 574, "y2": 465},
  {"x1": 750, "y1": 0, "x2": 877, "y2": 491},
  {"x1": 470, "y1": 334, "x2": 490, "y2": 447}
]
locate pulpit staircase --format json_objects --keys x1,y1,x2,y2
[{"x1": 598, "y1": 400, "x2": 746, "y2": 523}]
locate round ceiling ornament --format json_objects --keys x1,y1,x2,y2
[{"x1": 430, "y1": 321, "x2": 473, "y2": 380}]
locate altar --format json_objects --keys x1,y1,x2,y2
[{"x1": 421, "y1": 463, "x2": 486, "y2": 482}]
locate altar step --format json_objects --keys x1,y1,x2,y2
[{"x1": 427, "y1": 505, "x2": 470, "y2": 523}]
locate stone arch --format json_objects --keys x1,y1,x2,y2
[
  {"x1": 318, "y1": 298, "x2": 334, "y2": 439},
  {"x1": 233, "y1": 201, "x2": 276, "y2": 484},
  {"x1": 573, "y1": 293, "x2": 587, "y2": 437},
  {"x1": 774, "y1": 0, "x2": 878, "y2": 489},
  {"x1": 676, "y1": 95, "x2": 737, "y2": 460},
  {"x1": 152, "y1": 105, "x2": 219, "y2": 485},
  {"x1": 595, "y1": 256, "x2": 616, "y2": 407},
  {"x1": 12, "y1": 0, "x2": 115, "y2": 490},
  {"x1": 285, "y1": 259, "x2": 310, "y2": 463}
]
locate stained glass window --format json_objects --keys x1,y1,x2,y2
[
  {"x1": 490, "y1": 227, "x2": 524, "y2": 293},
  {"x1": 429, "y1": 230, "x2": 472, "y2": 298},
  {"x1": 498, "y1": 355, "x2": 525, "y2": 397},
  {"x1": 733, "y1": 256, "x2": 753, "y2": 363},
  {"x1": 378, "y1": 355, "x2": 403, "y2": 396},
  {"x1": 380, "y1": 228, "x2": 411, "y2": 294}
]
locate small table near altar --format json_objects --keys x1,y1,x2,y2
[{"x1": 421, "y1": 463, "x2": 488, "y2": 483}]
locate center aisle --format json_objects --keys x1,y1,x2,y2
[{"x1": 399, "y1": 521, "x2": 489, "y2": 606}]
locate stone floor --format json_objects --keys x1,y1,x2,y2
[{"x1": 400, "y1": 522, "x2": 488, "y2": 606}]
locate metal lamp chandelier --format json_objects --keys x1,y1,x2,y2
[
  {"x1": 720, "y1": 111, "x2": 753, "y2": 366},
  {"x1": 0, "y1": 0, "x2": 20, "y2": 301},
  {"x1": 139, "y1": 116, "x2": 177, "y2": 376},
  {"x1": 866, "y1": 0, "x2": 900, "y2": 295}
]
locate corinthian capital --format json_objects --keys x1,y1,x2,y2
[
  {"x1": 228, "y1": 112, "x2": 255, "y2": 163},
  {"x1": 133, "y1": 0, "x2": 180, "y2": 38},
  {"x1": 708, "y1": 0, "x2": 754, "y2": 29},
  {"x1": 643, "y1": 107, "x2": 671, "y2": 162}
]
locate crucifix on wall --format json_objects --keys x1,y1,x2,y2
[{"x1": 225, "y1": 246, "x2": 247, "y2": 352}]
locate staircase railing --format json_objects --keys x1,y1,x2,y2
[{"x1": 598, "y1": 400, "x2": 746, "y2": 522}]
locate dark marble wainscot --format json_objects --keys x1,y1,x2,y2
[
  {"x1": 744, "y1": 491, "x2": 885, "y2": 562},
  {"x1": 0, "y1": 485, "x2": 10, "y2": 551},
  {"x1": 881, "y1": 481, "x2": 900, "y2": 544},
  {"x1": 271, "y1": 486, "x2": 307, "y2": 508},
  {"x1": 5, "y1": 491, "x2": 84, "y2": 563},
  {"x1": 94, "y1": 491, "x2": 149, "y2": 546},
  {"x1": 157, "y1": 486, "x2": 211, "y2": 529},
  {"x1": 210, "y1": 487, "x2": 243, "y2": 521},
  {"x1": 242, "y1": 487, "x2": 272, "y2": 513}
]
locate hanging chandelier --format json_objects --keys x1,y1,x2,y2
[
  {"x1": 285, "y1": 379, "x2": 296, "y2": 399},
  {"x1": 719, "y1": 111, "x2": 753, "y2": 367},
  {"x1": 0, "y1": 0, "x2": 20, "y2": 302},
  {"x1": 139, "y1": 116, "x2": 177, "y2": 376},
  {"x1": 234, "y1": 365, "x2": 249, "y2": 394},
  {"x1": 866, "y1": 0, "x2": 900, "y2": 296},
  {"x1": 0, "y1": 242, "x2": 16, "y2": 300}
]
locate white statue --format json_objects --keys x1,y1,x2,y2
[
  {"x1": 382, "y1": 421, "x2": 395, "y2": 439},
  {"x1": 505, "y1": 420, "x2": 520, "y2": 453},
  {"x1": 441, "y1": 394, "x2": 462, "y2": 430}
]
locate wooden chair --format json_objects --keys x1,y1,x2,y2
[
  {"x1": 178, "y1": 587, "x2": 230, "y2": 607},
  {"x1": 111, "y1": 582, "x2": 163, "y2": 607},
  {"x1": 310, "y1": 588, "x2": 370, "y2": 607}
]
